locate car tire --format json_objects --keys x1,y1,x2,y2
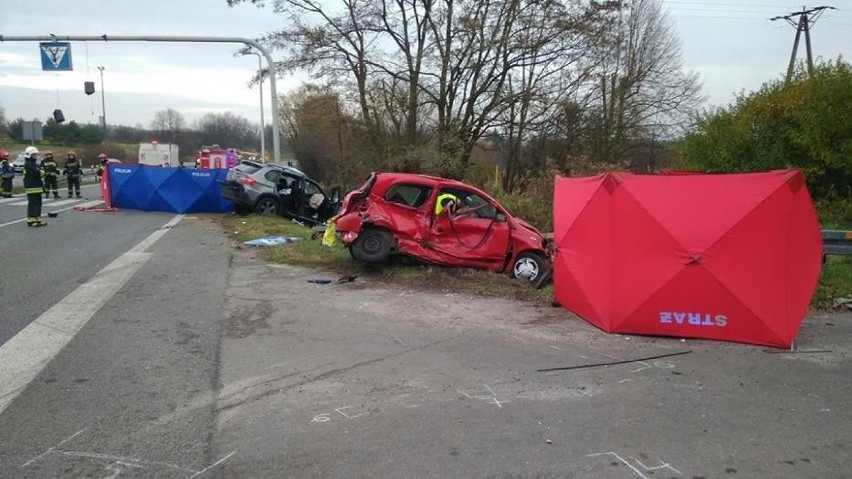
[
  {"x1": 255, "y1": 197, "x2": 278, "y2": 215},
  {"x1": 511, "y1": 251, "x2": 547, "y2": 282},
  {"x1": 350, "y1": 228, "x2": 393, "y2": 264}
]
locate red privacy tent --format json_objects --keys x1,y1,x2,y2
[{"x1": 552, "y1": 169, "x2": 823, "y2": 348}]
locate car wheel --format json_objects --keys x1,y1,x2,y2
[
  {"x1": 511, "y1": 252, "x2": 546, "y2": 282},
  {"x1": 255, "y1": 197, "x2": 278, "y2": 215},
  {"x1": 350, "y1": 228, "x2": 393, "y2": 264}
]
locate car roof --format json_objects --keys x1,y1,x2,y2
[
  {"x1": 245, "y1": 161, "x2": 309, "y2": 179},
  {"x1": 374, "y1": 172, "x2": 475, "y2": 190}
]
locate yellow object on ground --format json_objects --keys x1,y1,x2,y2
[{"x1": 322, "y1": 217, "x2": 338, "y2": 247}]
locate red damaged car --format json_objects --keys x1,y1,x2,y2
[{"x1": 335, "y1": 172, "x2": 550, "y2": 282}]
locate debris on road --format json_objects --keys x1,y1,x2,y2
[
  {"x1": 243, "y1": 236, "x2": 302, "y2": 247},
  {"x1": 307, "y1": 278, "x2": 332, "y2": 285},
  {"x1": 537, "y1": 350, "x2": 692, "y2": 373},
  {"x1": 834, "y1": 297, "x2": 852, "y2": 311}
]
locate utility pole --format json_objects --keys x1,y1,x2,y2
[
  {"x1": 771, "y1": 6, "x2": 835, "y2": 84},
  {"x1": 240, "y1": 49, "x2": 265, "y2": 162},
  {"x1": 97, "y1": 66, "x2": 107, "y2": 135}
]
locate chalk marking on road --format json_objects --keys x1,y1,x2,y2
[
  {"x1": 459, "y1": 384, "x2": 509, "y2": 408},
  {"x1": 58, "y1": 451, "x2": 195, "y2": 473},
  {"x1": 312, "y1": 413, "x2": 332, "y2": 423},
  {"x1": 336, "y1": 405, "x2": 369, "y2": 419},
  {"x1": 0, "y1": 215, "x2": 182, "y2": 415},
  {"x1": 0, "y1": 199, "x2": 104, "y2": 228},
  {"x1": 21, "y1": 428, "x2": 86, "y2": 467},
  {"x1": 634, "y1": 458, "x2": 682, "y2": 475},
  {"x1": 27, "y1": 445, "x2": 232, "y2": 477},
  {"x1": 586, "y1": 452, "x2": 648, "y2": 479},
  {"x1": 188, "y1": 450, "x2": 238, "y2": 478}
]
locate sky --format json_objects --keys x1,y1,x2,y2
[{"x1": 0, "y1": 0, "x2": 850, "y2": 129}]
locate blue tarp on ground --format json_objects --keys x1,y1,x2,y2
[{"x1": 109, "y1": 164, "x2": 233, "y2": 213}]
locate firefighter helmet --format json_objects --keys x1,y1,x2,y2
[
  {"x1": 25, "y1": 146, "x2": 39, "y2": 156},
  {"x1": 0, "y1": 150, "x2": 9, "y2": 159}
]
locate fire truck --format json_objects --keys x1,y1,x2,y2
[{"x1": 196, "y1": 145, "x2": 239, "y2": 169}]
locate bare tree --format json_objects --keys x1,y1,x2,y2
[
  {"x1": 195, "y1": 112, "x2": 259, "y2": 149},
  {"x1": 150, "y1": 108, "x2": 186, "y2": 143},
  {"x1": 585, "y1": 0, "x2": 703, "y2": 165},
  {"x1": 229, "y1": 0, "x2": 700, "y2": 178},
  {"x1": 0, "y1": 103, "x2": 7, "y2": 138},
  {"x1": 279, "y1": 85, "x2": 360, "y2": 182}
]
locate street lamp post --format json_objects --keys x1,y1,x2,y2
[
  {"x1": 97, "y1": 66, "x2": 106, "y2": 135},
  {"x1": 241, "y1": 50, "x2": 265, "y2": 162}
]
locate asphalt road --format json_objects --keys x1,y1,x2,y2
[
  {"x1": 0, "y1": 209, "x2": 850, "y2": 478},
  {"x1": 0, "y1": 213, "x2": 230, "y2": 478}
]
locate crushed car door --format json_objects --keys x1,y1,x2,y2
[
  {"x1": 381, "y1": 183, "x2": 434, "y2": 245},
  {"x1": 425, "y1": 188, "x2": 511, "y2": 266}
]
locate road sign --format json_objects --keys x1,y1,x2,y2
[
  {"x1": 22, "y1": 121, "x2": 43, "y2": 141},
  {"x1": 39, "y1": 42, "x2": 73, "y2": 71}
]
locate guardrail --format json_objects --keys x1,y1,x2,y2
[{"x1": 823, "y1": 230, "x2": 852, "y2": 256}]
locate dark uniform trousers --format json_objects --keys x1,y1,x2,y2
[
  {"x1": 26, "y1": 188, "x2": 43, "y2": 225},
  {"x1": 44, "y1": 174, "x2": 59, "y2": 197}
]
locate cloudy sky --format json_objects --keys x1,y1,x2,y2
[{"x1": 1, "y1": 0, "x2": 850, "y2": 129}]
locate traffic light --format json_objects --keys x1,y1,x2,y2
[
  {"x1": 53, "y1": 109, "x2": 65, "y2": 123},
  {"x1": 84, "y1": 81, "x2": 95, "y2": 95}
]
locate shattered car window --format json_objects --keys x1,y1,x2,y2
[
  {"x1": 440, "y1": 188, "x2": 502, "y2": 221},
  {"x1": 306, "y1": 180, "x2": 323, "y2": 197},
  {"x1": 385, "y1": 184, "x2": 431, "y2": 208},
  {"x1": 264, "y1": 169, "x2": 281, "y2": 184}
]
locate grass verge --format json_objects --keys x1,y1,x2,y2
[
  {"x1": 220, "y1": 213, "x2": 554, "y2": 304},
  {"x1": 813, "y1": 255, "x2": 852, "y2": 310},
  {"x1": 221, "y1": 214, "x2": 851, "y2": 311}
]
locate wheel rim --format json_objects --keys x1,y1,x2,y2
[
  {"x1": 259, "y1": 200, "x2": 276, "y2": 214},
  {"x1": 361, "y1": 233, "x2": 383, "y2": 256},
  {"x1": 514, "y1": 257, "x2": 539, "y2": 281}
]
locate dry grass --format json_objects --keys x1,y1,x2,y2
[{"x1": 219, "y1": 213, "x2": 553, "y2": 304}]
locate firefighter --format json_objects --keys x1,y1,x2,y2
[
  {"x1": 0, "y1": 150, "x2": 14, "y2": 198},
  {"x1": 95, "y1": 153, "x2": 108, "y2": 182},
  {"x1": 434, "y1": 192, "x2": 460, "y2": 216},
  {"x1": 63, "y1": 150, "x2": 83, "y2": 198},
  {"x1": 40, "y1": 150, "x2": 60, "y2": 199},
  {"x1": 22, "y1": 146, "x2": 46, "y2": 227}
]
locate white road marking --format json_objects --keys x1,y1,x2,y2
[
  {"x1": 9, "y1": 201, "x2": 28, "y2": 206},
  {"x1": 0, "y1": 198, "x2": 19, "y2": 204},
  {"x1": 47, "y1": 199, "x2": 79, "y2": 207},
  {"x1": 0, "y1": 200, "x2": 105, "y2": 228},
  {"x1": 0, "y1": 215, "x2": 183, "y2": 415}
]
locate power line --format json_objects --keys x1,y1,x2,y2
[
  {"x1": 770, "y1": 5, "x2": 836, "y2": 83},
  {"x1": 664, "y1": 1, "x2": 798, "y2": 7}
]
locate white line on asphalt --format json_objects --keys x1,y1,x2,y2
[
  {"x1": 0, "y1": 198, "x2": 19, "y2": 204},
  {"x1": 0, "y1": 200, "x2": 104, "y2": 228},
  {"x1": 129, "y1": 214, "x2": 184, "y2": 253},
  {"x1": 47, "y1": 199, "x2": 79, "y2": 207},
  {"x1": 0, "y1": 214, "x2": 183, "y2": 415},
  {"x1": 8, "y1": 201, "x2": 28, "y2": 206}
]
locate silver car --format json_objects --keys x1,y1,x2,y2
[
  {"x1": 220, "y1": 161, "x2": 340, "y2": 226},
  {"x1": 11, "y1": 152, "x2": 27, "y2": 172}
]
